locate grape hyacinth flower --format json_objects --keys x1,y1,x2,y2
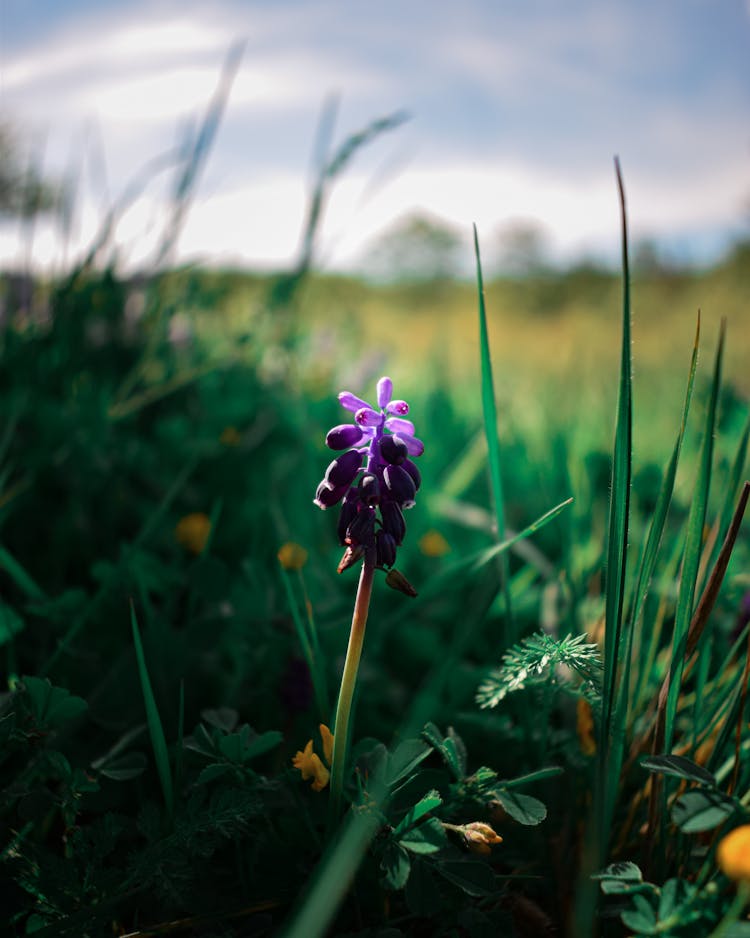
[
  {"x1": 312, "y1": 377, "x2": 423, "y2": 823},
  {"x1": 314, "y1": 376, "x2": 423, "y2": 583}
]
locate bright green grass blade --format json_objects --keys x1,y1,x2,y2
[
  {"x1": 474, "y1": 224, "x2": 514, "y2": 639},
  {"x1": 611, "y1": 315, "x2": 699, "y2": 761},
  {"x1": 130, "y1": 601, "x2": 174, "y2": 821},
  {"x1": 597, "y1": 159, "x2": 633, "y2": 856},
  {"x1": 663, "y1": 320, "x2": 725, "y2": 753}
]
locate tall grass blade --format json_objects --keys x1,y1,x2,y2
[
  {"x1": 598, "y1": 157, "x2": 633, "y2": 841},
  {"x1": 130, "y1": 601, "x2": 174, "y2": 821},
  {"x1": 473, "y1": 224, "x2": 514, "y2": 640},
  {"x1": 662, "y1": 321, "x2": 725, "y2": 753}
]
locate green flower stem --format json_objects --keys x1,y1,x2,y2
[{"x1": 329, "y1": 554, "x2": 376, "y2": 825}]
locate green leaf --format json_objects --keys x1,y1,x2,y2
[
  {"x1": 131, "y1": 602, "x2": 174, "y2": 820},
  {"x1": 0, "y1": 602, "x2": 24, "y2": 646},
  {"x1": 640, "y1": 754, "x2": 716, "y2": 787},
  {"x1": 201, "y1": 707, "x2": 238, "y2": 733},
  {"x1": 243, "y1": 730, "x2": 283, "y2": 762},
  {"x1": 492, "y1": 789, "x2": 547, "y2": 826},
  {"x1": 421, "y1": 723, "x2": 463, "y2": 780},
  {"x1": 672, "y1": 789, "x2": 736, "y2": 832},
  {"x1": 197, "y1": 763, "x2": 234, "y2": 785},
  {"x1": 380, "y1": 841, "x2": 411, "y2": 891},
  {"x1": 592, "y1": 861, "x2": 643, "y2": 884},
  {"x1": 723, "y1": 924, "x2": 750, "y2": 937},
  {"x1": 393, "y1": 790, "x2": 442, "y2": 837},
  {"x1": 434, "y1": 858, "x2": 496, "y2": 897},
  {"x1": 621, "y1": 899, "x2": 658, "y2": 936},
  {"x1": 399, "y1": 817, "x2": 447, "y2": 855},
  {"x1": 657, "y1": 878, "x2": 692, "y2": 921},
  {"x1": 21, "y1": 676, "x2": 87, "y2": 729}
]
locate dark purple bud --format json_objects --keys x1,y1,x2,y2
[
  {"x1": 402, "y1": 459, "x2": 421, "y2": 492},
  {"x1": 383, "y1": 464, "x2": 416, "y2": 508},
  {"x1": 314, "y1": 480, "x2": 350, "y2": 509},
  {"x1": 359, "y1": 473, "x2": 381, "y2": 506},
  {"x1": 337, "y1": 492, "x2": 359, "y2": 545},
  {"x1": 380, "y1": 500, "x2": 406, "y2": 545},
  {"x1": 375, "y1": 530, "x2": 397, "y2": 568},
  {"x1": 326, "y1": 424, "x2": 365, "y2": 450},
  {"x1": 325, "y1": 449, "x2": 363, "y2": 487},
  {"x1": 380, "y1": 435, "x2": 408, "y2": 466},
  {"x1": 337, "y1": 543, "x2": 364, "y2": 573},
  {"x1": 385, "y1": 568, "x2": 418, "y2": 598},
  {"x1": 346, "y1": 507, "x2": 376, "y2": 547}
]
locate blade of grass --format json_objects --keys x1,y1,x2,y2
[
  {"x1": 0, "y1": 543, "x2": 47, "y2": 602},
  {"x1": 599, "y1": 156, "x2": 634, "y2": 847},
  {"x1": 130, "y1": 601, "x2": 174, "y2": 822},
  {"x1": 474, "y1": 224, "x2": 514, "y2": 641}
]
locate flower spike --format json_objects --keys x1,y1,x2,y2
[{"x1": 314, "y1": 376, "x2": 424, "y2": 575}]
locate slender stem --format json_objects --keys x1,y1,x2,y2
[
  {"x1": 708, "y1": 881, "x2": 750, "y2": 938},
  {"x1": 329, "y1": 554, "x2": 376, "y2": 825}
]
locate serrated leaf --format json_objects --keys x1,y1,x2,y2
[
  {"x1": 434, "y1": 858, "x2": 496, "y2": 897},
  {"x1": 380, "y1": 841, "x2": 411, "y2": 891},
  {"x1": 399, "y1": 816, "x2": 447, "y2": 855},
  {"x1": 493, "y1": 789, "x2": 547, "y2": 825},
  {"x1": 641, "y1": 754, "x2": 716, "y2": 787},
  {"x1": 393, "y1": 790, "x2": 442, "y2": 836},
  {"x1": 672, "y1": 789, "x2": 736, "y2": 833}
]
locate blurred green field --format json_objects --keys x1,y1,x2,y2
[{"x1": 1, "y1": 233, "x2": 749, "y2": 936}]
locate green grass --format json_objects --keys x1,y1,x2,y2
[{"x1": 1, "y1": 161, "x2": 749, "y2": 935}]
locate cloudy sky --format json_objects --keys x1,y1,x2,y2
[{"x1": 1, "y1": 0, "x2": 748, "y2": 273}]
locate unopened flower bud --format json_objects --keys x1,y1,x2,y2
[
  {"x1": 314, "y1": 480, "x2": 348, "y2": 509},
  {"x1": 346, "y1": 508, "x2": 376, "y2": 547},
  {"x1": 463, "y1": 821, "x2": 503, "y2": 855},
  {"x1": 385, "y1": 568, "x2": 418, "y2": 598},
  {"x1": 402, "y1": 459, "x2": 421, "y2": 491},
  {"x1": 326, "y1": 424, "x2": 365, "y2": 450},
  {"x1": 375, "y1": 530, "x2": 397, "y2": 568},
  {"x1": 325, "y1": 449, "x2": 363, "y2": 487},
  {"x1": 380, "y1": 435, "x2": 408, "y2": 466},
  {"x1": 337, "y1": 494, "x2": 359, "y2": 545},
  {"x1": 359, "y1": 473, "x2": 381, "y2": 506},
  {"x1": 381, "y1": 501, "x2": 406, "y2": 545},
  {"x1": 383, "y1": 464, "x2": 416, "y2": 508}
]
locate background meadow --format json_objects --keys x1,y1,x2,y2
[{"x1": 1, "y1": 5, "x2": 750, "y2": 934}]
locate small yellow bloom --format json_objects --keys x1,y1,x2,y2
[
  {"x1": 319, "y1": 723, "x2": 334, "y2": 764},
  {"x1": 175, "y1": 512, "x2": 211, "y2": 555},
  {"x1": 278, "y1": 542, "x2": 308, "y2": 571},
  {"x1": 717, "y1": 825, "x2": 750, "y2": 882},
  {"x1": 418, "y1": 529, "x2": 450, "y2": 557},
  {"x1": 292, "y1": 724, "x2": 333, "y2": 792},
  {"x1": 220, "y1": 426, "x2": 242, "y2": 446},
  {"x1": 576, "y1": 698, "x2": 597, "y2": 756},
  {"x1": 463, "y1": 821, "x2": 503, "y2": 856}
]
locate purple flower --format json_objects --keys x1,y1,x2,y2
[{"x1": 314, "y1": 376, "x2": 424, "y2": 571}]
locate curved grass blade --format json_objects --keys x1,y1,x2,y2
[
  {"x1": 474, "y1": 224, "x2": 514, "y2": 640},
  {"x1": 130, "y1": 601, "x2": 174, "y2": 821}
]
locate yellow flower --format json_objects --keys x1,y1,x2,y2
[
  {"x1": 463, "y1": 821, "x2": 503, "y2": 856},
  {"x1": 175, "y1": 512, "x2": 211, "y2": 555},
  {"x1": 220, "y1": 426, "x2": 242, "y2": 446},
  {"x1": 278, "y1": 542, "x2": 308, "y2": 571},
  {"x1": 292, "y1": 724, "x2": 333, "y2": 792},
  {"x1": 418, "y1": 529, "x2": 450, "y2": 557},
  {"x1": 576, "y1": 698, "x2": 597, "y2": 756},
  {"x1": 717, "y1": 825, "x2": 750, "y2": 882}
]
